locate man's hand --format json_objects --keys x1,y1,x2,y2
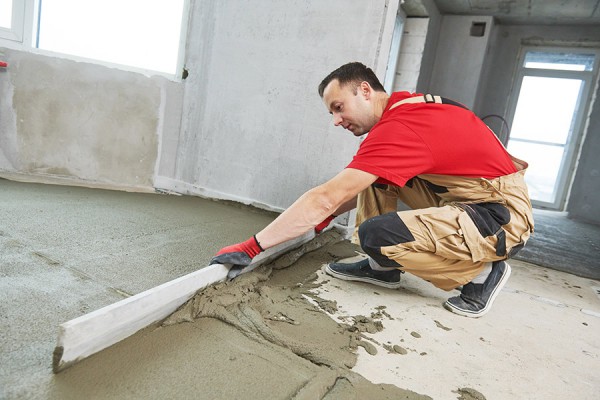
[
  {"x1": 209, "y1": 235, "x2": 264, "y2": 267},
  {"x1": 315, "y1": 215, "x2": 336, "y2": 234}
]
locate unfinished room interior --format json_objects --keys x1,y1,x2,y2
[{"x1": 1, "y1": 0, "x2": 599, "y2": 399}]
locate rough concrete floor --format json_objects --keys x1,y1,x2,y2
[
  {"x1": 514, "y1": 209, "x2": 600, "y2": 280},
  {"x1": 311, "y1": 257, "x2": 600, "y2": 399},
  {"x1": 1, "y1": 179, "x2": 599, "y2": 399}
]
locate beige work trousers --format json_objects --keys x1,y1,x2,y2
[{"x1": 353, "y1": 163, "x2": 534, "y2": 291}]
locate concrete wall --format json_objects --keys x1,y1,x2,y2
[
  {"x1": 415, "y1": 0, "x2": 442, "y2": 93},
  {"x1": 392, "y1": 18, "x2": 429, "y2": 93},
  {"x1": 427, "y1": 15, "x2": 494, "y2": 109},
  {"x1": 569, "y1": 79, "x2": 600, "y2": 223},
  {"x1": 1, "y1": 1, "x2": 399, "y2": 211},
  {"x1": 158, "y1": 0, "x2": 399, "y2": 211},
  {"x1": 0, "y1": 49, "x2": 182, "y2": 191},
  {"x1": 476, "y1": 24, "x2": 600, "y2": 224},
  {"x1": 2, "y1": 3, "x2": 598, "y2": 225}
]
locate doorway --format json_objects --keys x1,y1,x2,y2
[{"x1": 506, "y1": 47, "x2": 599, "y2": 210}]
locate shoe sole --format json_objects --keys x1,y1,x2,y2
[
  {"x1": 443, "y1": 263, "x2": 512, "y2": 318},
  {"x1": 324, "y1": 264, "x2": 402, "y2": 289}
]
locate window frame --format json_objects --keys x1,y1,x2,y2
[
  {"x1": 0, "y1": 0, "x2": 189, "y2": 80},
  {"x1": 506, "y1": 46, "x2": 600, "y2": 210},
  {"x1": 0, "y1": 0, "x2": 33, "y2": 43}
]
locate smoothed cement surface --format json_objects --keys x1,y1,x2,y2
[{"x1": 0, "y1": 178, "x2": 276, "y2": 399}]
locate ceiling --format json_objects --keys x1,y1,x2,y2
[{"x1": 402, "y1": 0, "x2": 600, "y2": 25}]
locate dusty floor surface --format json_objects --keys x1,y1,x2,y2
[
  {"x1": 310, "y1": 257, "x2": 600, "y2": 399},
  {"x1": 1, "y1": 179, "x2": 599, "y2": 399},
  {"x1": 514, "y1": 209, "x2": 600, "y2": 280}
]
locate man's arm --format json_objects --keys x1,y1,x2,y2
[
  {"x1": 314, "y1": 195, "x2": 358, "y2": 234},
  {"x1": 333, "y1": 196, "x2": 359, "y2": 216},
  {"x1": 255, "y1": 168, "x2": 377, "y2": 249},
  {"x1": 210, "y1": 168, "x2": 377, "y2": 267}
]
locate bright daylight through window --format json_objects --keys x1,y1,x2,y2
[
  {"x1": 507, "y1": 50, "x2": 596, "y2": 208},
  {"x1": 36, "y1": 0, "x2": 186, "y2": 75},
  {"x1": 0, "y1": 0, "x2": 12, "y2": 29}
]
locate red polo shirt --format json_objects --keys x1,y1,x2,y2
[{"x1": 346, "y1": 91, "x2": 517, "y2": 187}]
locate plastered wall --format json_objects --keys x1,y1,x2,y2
[
  {"x1": 1, "y1": 1, "x2": 399, "y2": 211},
  {"x1": 415, "y1": 0, "x2": 441, "y2": 93},
  {"x1": 0, "y1": 49, "x2": 182, "y2": 191},
  {"x1": 392, "y1": 18, "x2": 429, "y2": 93},
  {"x1": 569, "y1": 80, "x2": 600, "y2": 223},
  {"x1": 159, "y1": 0, "x2": 399, "y2": 211},
  {"x1": 427, "y1": 15, "x2": 494, "y2": 109},
  {"x1": 2, "y1": 3, "x2": 599, "y2": 226}
]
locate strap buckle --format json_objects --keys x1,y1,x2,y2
[{"x1": 424, "y1": 94, "x2": 436, "y2": 103}]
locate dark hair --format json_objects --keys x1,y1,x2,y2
[{"x1": 318, "y1": 62, "x2": 386, "y2": 97}]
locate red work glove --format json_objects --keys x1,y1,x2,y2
[
  {"x1": 315, "y1": 215, "x2": 336, "y2": 234},
  {"x1": 209, "y1": 235, "x2": 264, "y2": 267}
]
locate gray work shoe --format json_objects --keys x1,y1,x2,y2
[
  {"x1": 444, "y1": 261, "x2": 511, "y2": 318},
  {"x1": 325, "y1": 258, "x2": 402, "y2": 289}
]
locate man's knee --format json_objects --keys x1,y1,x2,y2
[{"x1": 358, "y1": 212, "x2": 415, "y2": 267}]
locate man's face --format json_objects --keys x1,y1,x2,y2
[{"x1": 322, "y1": 79, "x2": 376, "y2": 136}]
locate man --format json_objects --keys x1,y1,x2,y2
[{"x1": 211, "y1": 62, "x2": 534, "y2": 318}]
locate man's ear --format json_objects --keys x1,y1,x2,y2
[{"x1": 360, "y1": 81, "x2": 371, "y2": 99}]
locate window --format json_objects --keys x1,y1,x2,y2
[
  {"x1": 0, "y1": 0, "x2": 12, "y2": 29},
  {"x1": 523, "y1": 51, "x2": 595, "y2": 72},
  {"x1": 0, "y1": 0, "x2": 25, "y2": 42},
  {"x1": 506, "y1": 48, "x2": 599, "y2": 209},
  {"x1": 0, "y1": 0, "x2": 188, "y2": 78}
]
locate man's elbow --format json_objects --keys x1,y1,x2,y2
[{"x1": 306, "y1": 185, "x2": 345, "y2": 215}]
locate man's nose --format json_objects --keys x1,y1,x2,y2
[{"x1": 333, "y1": 113, "x2": 343, "y2": 126}]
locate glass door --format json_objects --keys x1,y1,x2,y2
[{"x1": 506, "y1": 48, "x2": 598, "y2": 209}]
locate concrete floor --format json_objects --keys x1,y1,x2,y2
[
  {"x1": 1, "y1": 178, "x2": 599, "y2": 399},
  {"x1": 514, "y1": 209, "x2": 600, "y2": 280},
  {"x1": 0, "y1": 178, "x2": 276, "y2": 399},
  {"x1": 311, "y1": 258, "x2": 600, "y2": 399}
]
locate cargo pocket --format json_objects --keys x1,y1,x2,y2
[
  {"x1": 416, "y1": 206, "x2": 472, "y2": 261},
  {"x1": 458, "y1": 202, "x2": 511, "y2": 261}
]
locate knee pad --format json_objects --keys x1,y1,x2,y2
[{"x1": 358, "y1": 212, "x2": 415, "y2": 268}]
